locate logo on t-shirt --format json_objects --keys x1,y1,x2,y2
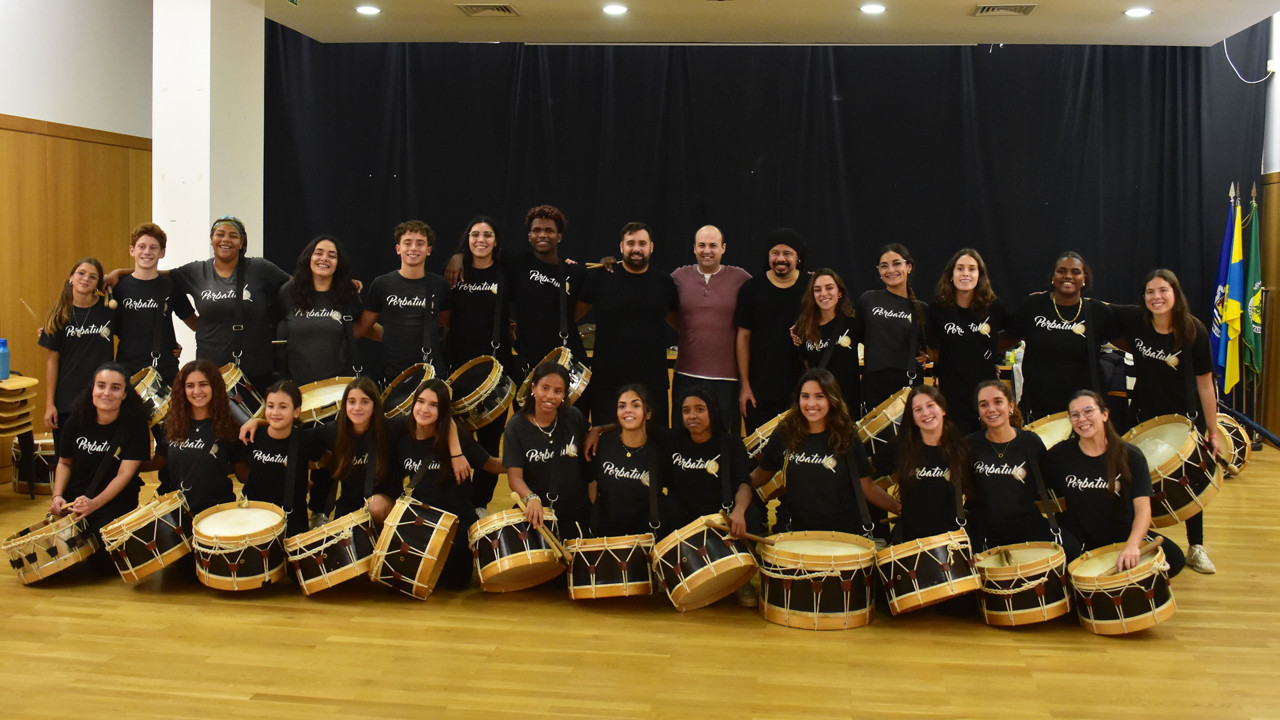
[
  {"x1": 65, "y1": 323, "x2": 110, "y2": 339},
  {"x1": 974, "y1": 460, "x2": 1026, "y2": 483},
  {"x1": 171, "y1": 438, "x2": 207, "y2": 452},
  {"x1": 122, "y1": 297, "x2": 160, "y2": 311},
  {"x1": 1033, "y1": 315, "x2": 1085, "y2": 335},
  {"x1": 200, "y1": 288, "x2": 250, "y2": 302},
  {"x1": 1064, "y1": 474, "x2": 1120, "y2": 494},
  {"x1": 528, "y1": 270, "x2": 564, "y2": 289},
  {"x1": 790, "y1": 452, "x2": 838, "y2": 473},
  {"x1": 456, "y1": 281, "x2": 499, "y2": 295},
  {"x1": 871, "y1": 307, "x2": 913, "y2": 322},
  {"x1": 75, "y1": 437, "x2": 111, "y2": 454},
  {"x1": 601, "y1": 461, "x2": 650, "y2": 486},
  {"x1": 1133, "y1": 338, "x2": 1180, "y2": 367},
  {"x1": 915, "y1": 466, "x2": 950, "y2": 480},
  {"x1": 251, "y1": 449, "x2": 287, "y2": 466},
  {"x1": 294, "y1": 307, "x2": 346, "y2": 321},
  {"x1": 385, "y1": 294, "x2": 428, "y2": 309}
]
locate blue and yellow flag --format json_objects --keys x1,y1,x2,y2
[
  {"x1": 1214, "y1": 198, "x2": 1246, "y2": 394},
  {"x1": 1210, "y1": 198, "x2": 1234, "y2": 378}
]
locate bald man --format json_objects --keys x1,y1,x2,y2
[{"x1": 669, "y1": 225, "x2": 752, "y2": 432}]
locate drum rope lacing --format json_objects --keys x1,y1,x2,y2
[
  {"x1": 1075, "y1": 559, "x2": 1172, "y2": 633},
  {"x1": 101, "y1": 502, "x2": 185, "y2": 553},
  {"x1": 288, "y1": 524, "x2": 358, "y2": 559},
  {"x1": 1147, "y1": 424, "x2": 1219, "y2": 517}
]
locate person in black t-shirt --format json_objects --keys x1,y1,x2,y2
[
  {"x1": 965, "y1": 380, "x2": 1061, "y2": 553},
  {"x1": 892, "y1": 385, "x2": 971, "y2": 543},
  {"x1": 667, "y1": 389, "x2": 757, "y2": 536},
  {"x1": 793, "y1": 269, "x2": 860, "y2": 408},
  {"x1": 855, "y1": 243, "x2": 929, "y2": 415},
  {"x1": 751, "y1": 369, "x2": 899, "y2": 537},
  {"x1": 150, "y1": 360, "x2": 245, "y2": 518},
  {"x1": 40, "y1": 258, "x2": 115, "y2": 454},
  {"x1": 1110, "y1": 269, "x2": 1217, "y2": 573},
  {"x1": 312, "y1": 377, "x2": 402, "y2": 525},
  {"x1": 578, "y1": 222, "x2": 680, "y2": 425},
  {"x1": 589, "y1": 384, "x2": 668, "y2": 537},
  {"x1": 276, "y1": 235, "x2": 365, "y2": 386},
  {"x1": 444, "y1": 216, "x2": 516, "y2": 517},
  {"x1": 928, "y1": 249, "x2": 1009, "y2": 436},
  {"x1": 1006, "y1": 252, "x2": 1114, "y2": 422},
  {"x1": 114, "y1": 223, "x2": 197, "y2": 386},
  {"x1": 241, "y1": 381, "x2": 326, "y2": 537},
  {"x1": 1043, "y1": 391, "x2": 1184, "y2": 577},
  {"x1": 354, "y1": 220, "x2": 451, "y2": 383},
  {"x1": 735, "y1": 228, "x2": 808, "y2": 435},
  {"x1": 395, "y1": 379, "x2": 503, "y2": 589},
  {"x1": 502, "y1": 362, "x2": 593, "y2": 539}
]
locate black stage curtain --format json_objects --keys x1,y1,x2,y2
[{"x1": 264, "y1": 21, "x2": 1268, "y2": 328}]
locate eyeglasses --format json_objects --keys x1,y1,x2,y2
[
  {"x1": 878, "y1": 260, "x2": 906, "y2": 271},
  {"x1": 1068, "y1": 407, "x2": 1099, "y2": 421}
]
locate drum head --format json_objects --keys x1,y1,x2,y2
[
  {"x1": 449, "y1": 357, "x2": 498, "y2": 409},
  {"x1": 1125, "y1": 416, "x2": 1192, "y2": 470},
  {"x1": 298, "y1": 378, "x2": 352, "y2": 421},
  {"x1": 383, "y1": 364, "x2": 434, "y2": 417},
  {"x1": 1026, "y1": 412, "x2": 1074, "y2": 449},
  {"x1": 196, "y1": 507, "x2": 282, "y2": 537}
]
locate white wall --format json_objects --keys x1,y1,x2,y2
[{"x1": 0, "y1": 0, "x2": 152, "y2": 137}]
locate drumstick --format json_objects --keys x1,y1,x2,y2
[
  {"x1": 1101, "y1": 536, "x2": 1164, "y2": 577},
  {"x1": 999, "y1": 548, "x2": 1014, "y2": 567},
  {"x1": 510, "y1": 491, "x2": 573, "y2": 564},
  {"x1": 95, "y1": 289, "x2": 118, "y2": 310},
  {"x1": 706, "y1": 515, "x2": 775, "y2": 546},
  {"x1": 585, "y1": 263, "x2": 605, "y2": 269},
  {"x1": 19, "y1": 298, "x2": 41, "y2": 323}
]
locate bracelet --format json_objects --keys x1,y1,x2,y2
[
  {"x1": 451, "y1": 453, "x2": 464, "y2": 458},
  {"x1": 524, "y1": 492, "x2": 541, "y2": 503}
]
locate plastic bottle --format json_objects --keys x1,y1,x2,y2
[{"x1": 0, "y1": 338, "x2": 9, "y2": 380}]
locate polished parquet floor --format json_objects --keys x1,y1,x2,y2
[{"x1": 2, "y1": 447, "x2": 1278, "y2": 720}]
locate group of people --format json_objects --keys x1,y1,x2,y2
[{"x1": 37, "y1": 205, "x2": 1218, "y2": 601}]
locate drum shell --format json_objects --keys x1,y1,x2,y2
[
  {"x1": 972, "y1": 541, "x2": 1071, "y2": 627},
  {"x1": 2, "y1": 514, "x2": 98, "y2": 584},
  {"x1": 1123, "y1": 415, "x2": 1221, "y2": 527},
  {"x1": 221, "y1": 364, "x2": 265, "y2": 428},
  {"x1": 11, "y1": 433, "x2": 55, "y2": 495},
  {"x1": 875, "y1": 529, "x2": 979, "y2": 615},
  {"x1": 382, "y1": 363, "x2": 436, "y2": 419},
  {"x1": 744, "y1": 410, "x2": 789, "y2": 459},
  {"x1": 1067, "y1": 541, "x2": 1176, "y2": 635},
  {"x1": 517, "y1": 347, "x2": 590, "y2": 408},
  {"x1": 99, "y1": 490, "x2": 192, "y2": 583},
  {"x1": 467, "y1": 508, "x2": 563, "y2": 592},
  {"x1": 651, "y1": 515, "x2": 757, "y2": 612},
  {"x1": 192, "y1": 501, "x2": 287, "y2": 591},
  {"x1": 370, "y1": 498, "x2": 458, "y2": 600},
  {"x1": 1217, "y1": 415, "x2": 1252, "y2": 476},
  {"x1": 130, "y1": 367, "x2": 172, "y2": 428},
  {"x1": 565, "y1": 534, "x2": 654, "y2": 600},
  {"x1": 448, "y1": 357, "x2": 515, "y2": 430},
  {"x1": 758, "y1": 531, "x2": 877, "y2": 630},
  {"x1": 286, "y1": 508, "x2": 378, "y2": 596}
]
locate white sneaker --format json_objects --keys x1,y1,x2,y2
[
  {"x1": 734, "y1": 582, "x2": 759, "y2": 608},
  {"x1": 1187, "y1": 545, "x2": 1217, "y2": 574}
]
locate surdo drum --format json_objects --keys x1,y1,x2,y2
[
  {"x1": 856, "y1": 387, "x2": 909, "y2": 470},
  {"x1": 1123, "y1": 414, "x2": 1221, "y2": 527},
  {"x1": 3, "y1": 514, "x2": 98, "y2": 584},
  {"x1": 382, "y1": 363, "x2": 436, "y2": 419},
  {"x1": 758, "y1": 531, "x2": 878, "y2": 630},
  {"x1": 191, "y1": 501, "x2": 287, "y2": 591},
  {"x1": 370, "y1": 497, "x2": 459, "y2": 600},
  {"x1": 468, "y1": 507, "x2": 564, "y2": 592},
  {"x1": 972, "y1": 541, "x2": 1071, "y2": 627},
  {"x1": 295, "y1": 377, "x2": 354, "y2": 426},
  {"x1": 1067, "y1": 541, "x2": 1175, "y2": 635},
  {"x1": 448, "y1": 356, "x2": 515, "y2": 430},
  {"x1": 651, "y1": 515, "x2": 757, "y2": 612},
  {"x1": 517, "y1": 347, "x2": 590, "y2": 407},
  {"x1": 564, "y1": 533, "x2": 655, "y2": 600},
  {"x1": 10, "y1": 433, "x2": 55, "y2": 496},
  {"x1": 1216, "y1": 414, "x2": 1252, "y2": 476},
  {"x1": 130, "y1": 367, "x2": 172, "y2": 428},
  {"x1": 99, "y1": 490, "x2": 192, "y2": 582},
  {"x1": 221, "y1": 363, "x2": 264, "y2": 427},
  {"x1": 875, "y1": 529, "x2": 979, "y2": 615},
  {"x1": 286, "y1": 507, "x2": 378, "y2": 596}
]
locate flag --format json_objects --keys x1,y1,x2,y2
[
  {"x1": 1215, "y1": 197, "x2": 1246, "y2": 394},
  {"x1": 1210, "y1": 196, "x2": 1234, "y2": 378},
  {"x1": 1245, "y1": 196, "x2": 1264, "y2": 376}
]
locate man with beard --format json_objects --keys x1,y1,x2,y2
[
  {"x1": 578, "y1": 222, "x2": 680, "y2": 425},
  {"x1": 735, "y1": 228, "x2": 809, "y2": 434},
  {"x1": 670, "y1": 225, "x2": 751, "y2": 433}
]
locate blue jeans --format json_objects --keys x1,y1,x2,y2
[{"x1": 670, "y1": 373, "x2": 740, "y2": 435}]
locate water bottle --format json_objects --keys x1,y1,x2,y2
[{"x1": 0, "y1": 338, "x2": 9, "y2": 380}]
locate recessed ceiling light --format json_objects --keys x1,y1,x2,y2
[
  {"x1": 356, "y1": 5, "x2": 381, "y2": 15},
  {"x1": 603, "y1": 4, "x2": 628, "y2": 15},
  {"x1": 861, "y1": 3, "x2": 886, "y2": 13},
  {"x1": 1124, "y1": 7, "x2": 1153, "y2": 17}
]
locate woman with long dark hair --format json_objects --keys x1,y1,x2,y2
[
  {"x1": 276, "y1": 235, "x2": 364, "y2": 385},
  {"x1": 40, "y1": 258, "x2": 114, "y2": 452},
  {"x1": 1043, "y1": 391, "x2": 1184, "y2": 576},
  {"x1": 929, "y1": 249, "x2": 1009, "y2": 435},
  {"x1": 152, "y1": 360, "x2": 245, "y2": 518},
  {"x1": 854, "y1": 244, "x2": 928, "y2": 414},
  {"x1": 666, "y1": 388, "x2": 756, "y2": 536},
  {"x1": 1111, "y1": 268, "x2": 1217, "y2": 573},
  {"x1": 240, "y1": 380, "x2": 326, "y2": 537},
  {"x1": 310, "y1": 377, "x2": 401, "y2": 525},
  {"x1": 892, "y1": 385, "x2": 972, "y2": 543},
  {"x1": 794, "y1": 269, "x2": 860, "y2": 405}
]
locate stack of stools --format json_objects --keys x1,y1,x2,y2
[{"x1": 1, "y1": 376, "x2": 45, "y2": 497}]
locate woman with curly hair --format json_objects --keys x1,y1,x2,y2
[
  {"x1": 892, "y1": 385, "x2": 972, "y2": 543},
  {"x1": 928, "y1": 249, "x2": 1009, "y2": 435},
  {"x1": 276, "y1": 235, "x2": 365, "y2": 385},
  {"x1": 152, "y1": 360, "x2": 245, "y2": 517},
  {"x1": 750, "y1": 369, "x2": 899, "y2": 535},
  {"x1": 794, "y1": 269, "x2": 861, "y2": 406}
]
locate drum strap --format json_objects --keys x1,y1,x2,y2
[
  {"x1": 647, "y1": 432, "x2": 663, "y2": 530},
  {"x1": 951, "y1": 461, "x2": 967, "y2": 528},
  {"x1": 1081, "y1": 298, "x2": 1100, "y2": 393},
  {"x1": 842, "y1": 446, "x2": 876, "y2": 540},
  {"x1": 341, "y1": 305, "x2": 360, "y2": 377},
  {"x1": 421, "y1": 286, "x2": 438, "y2": 370},
  {"x1": 229, "y1": 258, "x2": 249, "y2": 367},
  {"x1": 817, "y1": 318, "x2": 841, "y2": 371},
  {"x1": 718, "y1": 435, "x2": 734, "y2": 511},
  {"x1": 282, "y1": 430, "x2": 301, "y2": 519},
  {"x1": 361, "y1": 436, "x2": 379, "y2": 500},
  {"x1": 150, "y1": 275, "x2": 174, "y2": 367},
  {"x1": 1025, "y1": 441, "x2": 1062, "y2": 540},
  {"x1": 85, "y1": 424, "x2": 130, "y2": 499},
  {"x1": 490, "y1": 267, "x2": 507, "y2": 352},
  {"x1": 558, "y1": 261, "x2": 570, "y2": 348}
]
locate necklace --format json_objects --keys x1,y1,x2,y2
[
  {"x1": 987, "y1": 435, "x2": 1014, "y2": 459},
  {"x1": 70, "y1": 303, "x2": 90, "y2": 327},
  {"x1": 624, "y1": 440, "x2": 646, "y2": 458},
  {"x1": 534, "y1": 415, "x2": 557, "y2": 444},
  {"x1": 1052, "y1": 297, "x2": 1082, "y2": 324}
]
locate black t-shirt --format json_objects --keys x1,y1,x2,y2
[
  {"x1": 364, "y1": 270, "x2": 451, "y2": 381},
  {"x1": 734, "y1": 276, "x2": 807, "y2": 406},
  {"x1": 113, "y1": 274, "x2": 194, "y2": 383},
  {"x1": 759, "y1": 430, "x2": 873, "y2": 534},
  {"x1": 156, "y1": 417, "x2": 240, "y2": 516},
  {"x1": 501, "y1": 406, "x2": 589, "y2": 516},
  {"x1": 1009, "y1": 294, "x2": 1114, "y2": 419},
  {"x1": 581, "y1": 267, "x2": 680, "y2": 395},
  {"x1": 395, "y1": 425, "x2": 491, "y2": 518},
  {"x1": 1113, "y1": 306, "x2": 1212, "y2": 426},
  {"x1": 276, "y1": 282, "x2": 365, "y2": 386},
  {"x1": 855, "y1": 289, "x2": 927, "y2": 374},
  {"x1": 927, "y1": 300, "x2": 1008, "y2": 414},
  {"x1": 171, "y1": 257, "x2": 290, "y2": 379},
  {"x1": 38, "y1": 300, "x2": 115, "y2": 413},
  {"x1": 896, "y1": 443, "x2": 961, "y2": 541},
  {"x1": 445, "y1": 263, "x2": 512, "y2": 373},
  {"x1": 57, "y1": 413, "x2": 150, "y2": 507},
  {"x1": 590, "y1": 431, "x2": 665, "y2": 537},
  {"x1": 966, "y1": 429, "x2": 1048, "y2": 541},
  {"x1": 665, "y1": 432, "x2": 752, "y2": 530},
  {"x1": 242, "y1": 427, "x2": 326, "y2": 534},
  {"x1": 316, "y1": 417, "x2": 407, "y2": 513},
  {"x1": 1044, "y1": 440, "x2": 1151, "y2": 550},
  {"x1": 505, "y1": 253, "x2": 587, "y2": 374},
  {"x1": 802, "y1": 314, "x2": 861, "y2": 406}
]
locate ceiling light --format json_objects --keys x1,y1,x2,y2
[
  {"x1": 1124, "y1": 7, "x2": 1152, "y2": 17},
  {"x1": 603, "y1": 4, "x2": 628, "y2": 15},
  {"x1": 861, "y1": 4, "x2": 886, "y2": 13},
  {"x1": 356, "y1": 5, "x2": 381, "y2": 15}
]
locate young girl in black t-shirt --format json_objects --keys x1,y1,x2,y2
[
  {"x1": 40, "y1": 258, "x2": 115, "y2": 454},
  {"x1": 314, "y1": 377, "x2": 402, "y2": 525},
  {"x1": 892, "y1": 385, "x2": 971, "y2": 543},
  {"x1": 794, "y1": 269, "x2": 861, "y2": 410},
  {"x1": 1043, "y1": 391, "x2": 1184, "y2": 576},
  {"x1": 241, "y1": 381, "x2": 325, "y2": 536},
  {"x1": 152, "y1": 360, "x2": 245, "y2": 518},
  {"x1": 854, "y1": 244, "x2": 928, "y2": 414},
  {"x1": 589, "y1": 385, "x2": 666, "y2": 537},
  {"x1": 667, "y1": 389, "x2": 757, "y2": 537}
]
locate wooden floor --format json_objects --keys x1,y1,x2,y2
[{"x1": 2, "y1": 449, "x2": 1279, "y2": 720}]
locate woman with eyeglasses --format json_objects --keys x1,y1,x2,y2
[
  {"x1": 1043, "y1": 391, "x2": 1184, "y2": 576},
  {"x1": 854, "y1": 244, "x2": 929, "y2": 414},
  {"x1": 40, "y1": 258, "x2": 115, "y2": 453}
]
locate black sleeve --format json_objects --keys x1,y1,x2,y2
[
  {"x1": 733, "y1": 281, "x2": 754, "y2": 329},
  {"x1": 730, "y1": 437, "x2": 752, "y2": 490},
  {"x1": 1123, "y1": 442, "x2": 1152, "y2": 498},
  {"x1": 461, "y1": 428, "x2": 491, "y2": 468},
  {"x1": 120, "y1": 419, "x2": 151, "y2": 462},
  {"x1": 1190, "y1": 317, "x2": 1212, "y2": 375},
  {"x1": 170, "y1": 280, "x2": 195, "y2": 321},
  {"x1": 848, "y1": 439, "x2": 873, "y2": 478},
  {"x1": 758, "y1": 433, "x2": 784, "y2": 473}
]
